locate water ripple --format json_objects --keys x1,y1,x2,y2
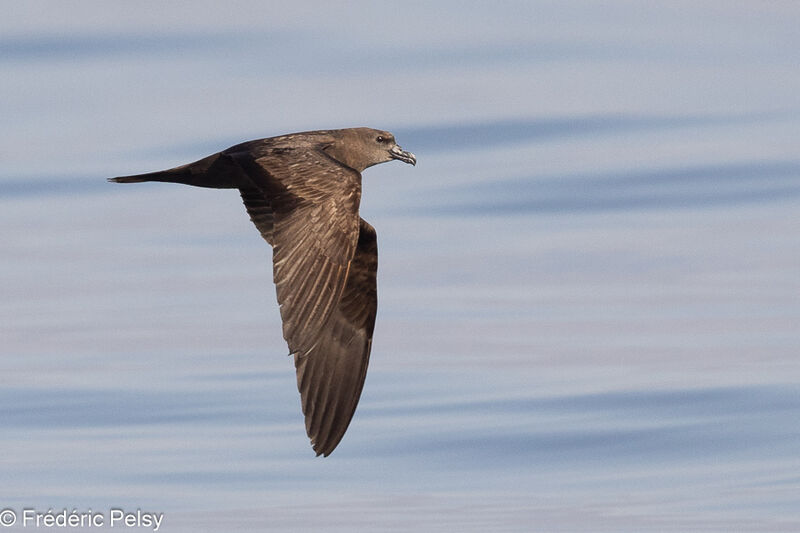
[{"x1": 423, "y1": 160, "x2": 800, "y2": 215}]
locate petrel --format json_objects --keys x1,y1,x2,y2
[{"x1": 110, "y1": 128, "x2": 416, "y2": 456}]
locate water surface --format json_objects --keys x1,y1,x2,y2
[{"x1": 1, "y1": 2, "x2": 799, "y2": 532}]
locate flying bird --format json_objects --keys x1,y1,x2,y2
[{"x1": 109, "y1": 128, "x2": 416, "y2": 456}]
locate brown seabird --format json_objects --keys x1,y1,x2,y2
[{"x1": 109, "y1": 128, "x2": 416, "y2": 456}]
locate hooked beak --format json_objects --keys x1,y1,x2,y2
[{"x1": 389, "y1": 145, "x2": 417, "y2": 166}]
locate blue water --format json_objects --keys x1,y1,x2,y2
[{"x1": 1, "y1": 3, "x2": 799, "y2": 532}]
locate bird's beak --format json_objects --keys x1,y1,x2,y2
[{"x1": 389, "y1": 145, "x2": 416, "y2": 166}]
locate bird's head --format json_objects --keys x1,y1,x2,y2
[{"x1": 324, "y1": 128, "x2": 416, "y2": 172}]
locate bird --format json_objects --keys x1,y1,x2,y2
[{"x1": 109, "y1": 127, "x2": 416, "y2": 456}]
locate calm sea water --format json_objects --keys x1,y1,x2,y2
[{"x1": 1, "y1": 3, "x2": 799, "y2": 532}]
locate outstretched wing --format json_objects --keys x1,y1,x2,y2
[
  {"x1": 232, "y1": 143, "x2": 362, "y2": 356},
  {"x1": 294, "y1": 219, "x2": 378, "y2": 456},
  {"x1": 232, "y1": 142, "x2": 376, "y2": 455}
]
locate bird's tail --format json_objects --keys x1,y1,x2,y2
[
  {"x1": 108, "y1": 173, "x2": 170, "y2": 184},
  {"x1": 107, "y1": 152, "x2": 246, "y2": 189}
]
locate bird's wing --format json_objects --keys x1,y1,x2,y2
[
  {"x1": 233, "y1": 144, "x2": 362, "y2": 356},
  {"x1": 295, "y1": 218, "x2": 378, "y2": 456},
  {"x1": 240, "y1": 187, "x2": 275, "y2": 245}
]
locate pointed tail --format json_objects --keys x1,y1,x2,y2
[
  {"x1": 107, "y1": 152, "x2": 247, "y2": 189},
  {"x1": 108, "y1": 173, "x2": 173, "y2": 184}
]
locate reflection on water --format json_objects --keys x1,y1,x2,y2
[{"x1": 1, "y1": 2, "x2": 800, "y2": 531}]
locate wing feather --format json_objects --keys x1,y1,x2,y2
[
  {"x1": 240, "y1": 188, "x2": 274, "y2": 245},
  {"x1": 237, "y1": 145, "x2": 362, "y2": 355},
  {"x1": 294, "y1": 219, "x2": 378, "y2": 456}
]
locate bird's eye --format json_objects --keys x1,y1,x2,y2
[{"x1": 376, "y1": 136, "x2": 385, "y2": 143}]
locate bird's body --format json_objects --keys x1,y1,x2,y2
[{"x1": 110, "y1": 127, "x2": 416, "y2": 456}]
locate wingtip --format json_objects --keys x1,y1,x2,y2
[
  {"x1": 312, "y1": 442, "x2": 330, "y2": 457},
  {"x1": 312, "y1": 440, "x2": 337, "y2": 457}
]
